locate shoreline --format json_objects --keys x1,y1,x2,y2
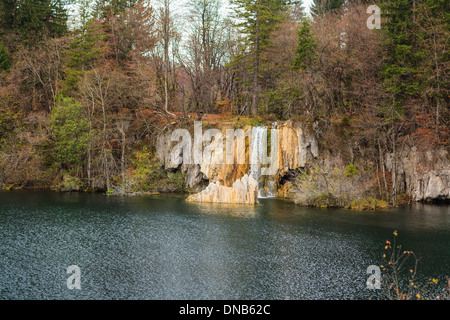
[{"x1": 2, "y1": 188, "x2": 449, "y2": 209}]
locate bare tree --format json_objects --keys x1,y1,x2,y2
[
  {"x1": 180, "y1": 0, "x2": 230, "y2": 116},
  {"x1": 156, "y1": 0, "x2": 178, "y2": 116}
]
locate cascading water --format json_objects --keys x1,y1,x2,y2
[{"x1": 250, "y1": 126, "x2": 278, "y2": 198}]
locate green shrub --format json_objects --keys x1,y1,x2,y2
[
  {"x1": 53, "y1": 174, "x2": 84, "y2": 192},
  {"x1": 0, "y1": 41, "x2": 11, "y2": 72},
  {"x1": 294, "y1": 163, "x2": 362, "y2": 208},
  {"x1": 345, "y1": 163, "x2": 359, "y2": 177},
  {"x1": 307, "y1": 192, "x2": 345, "y2": 208},
  {"x1": 126, "y1": 147, "x2": 186, "y2": 193},
  {"x1": 348, "y1": 197, "x2": 389, "y2": 211},
  {"x1": 49, "y1": 96, "x2": 89, "y2": 168}
]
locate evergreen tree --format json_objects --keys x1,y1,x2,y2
[
  {"x1": 230, "y1": 0, "x2": 296, "y2": 115},
  {"x1": 0, "y1": 0, "x2": 18, "y2": 30},
  {"x1": 61, "y1": 21, "x2": 104, "y2": 96},
  {"x1": 413, "y1": 0, "x2": 449, "y2": 140},
  {"x1": 49, "y1": 95, "x2": 90, "y2": 168},
  {"x1": 0, "y1": 41, "x2": 11, "y2": 71},
  {"x1": 310, "y1": 0, "x2": 344, "y2": 17},
  {"x1": 293, "y1": 18, "x2": 317, "y2": 71},
  {"x1": 15, "y1": 0, "x2": 68, "y2": 41},
  {"x1": 380, "y1": 0, "x2": 423, "y2": 108},
  {"x1": 379, "y1": 0, "x2": 426, "y2": 204},
  {"x1": 94, "y1": 0, "x2": 140, "y2": 17}
]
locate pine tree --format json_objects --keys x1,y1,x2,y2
[
  {"x1": 15, "y1": 0, "x2": 68, "y2": 41},
  {"x1": 61, "y1": 21, "x2": 104, "y2": 96},
  {"x1": 0, "y1": 41, "x2": 11, "y2": 71},
  {"x1": 382, "y1": 0, "x2": 425, "y2": 98},
  {"x1": 94, "y1": 0, "x2": 140, "y2": 18},
  {"x1": 0, "y1": 0, "x2": 18, "y2": 31},
  {"x1": 413, "y1": 0, "x2": 449, "y2": 141},
  {"x1": 310, "y1": 0, "x2": 344, "y2": 17},
  {"x1": 293, "y1": 18, "x2": 317, "y2": 71},
  {"x1": 230, "y1": 0, "x2": 295, "y2": 115},
  {"x1": 379, "y1": 0, "x2": 425, "y2": 205}
]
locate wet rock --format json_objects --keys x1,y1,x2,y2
[{"x1": 186, "y1": 174, "x2": 259, "y2": 205}]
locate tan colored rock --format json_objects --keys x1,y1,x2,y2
[
  {"x1": 277, "y1": 120, "x2": 302, "y2": 174},
  {"x1": 199, "y1": 125, "x2": 251, "y2": 187},
  {"x1": 186, "y1": 174, "x2": 259, "y2": 205},
  {"x1": 277, "y1": 120, "x2": 318, "y2": 176},
  {"x1": 157, "y1": 120, "x2": 320, "y2": 205}
]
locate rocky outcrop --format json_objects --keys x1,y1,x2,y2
[
  {"x1": 415, "y1": 169, "x2": 450, "y2": 201},
  {"x1": 156, "y1": 119, "x2": 450, "y2": 204},
  {"x1": 277, "y1": 120, "x2": 318, "y2": 175},
  {"x1": 156, "y1": 131, "x2": 177, "y2": 170},
  {"x1": 156, "y1": 120, "x2": 319, "y2": 204},
  {"x1": 386, "y1": 146, "x2": 450, "y2": 202},
  {"x1": 156, "y1": 118, "x2": 450, "y2": 204},
  {"x1": 186, "y1": 174, "x2": 259, "y2": 205},
  {"x1": 185, "y1": 165, "x2": 207, "y2": 189}
]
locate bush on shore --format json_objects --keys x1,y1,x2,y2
[{"x1": 292, "y1": 162, "x2": 388, "y2": 210}]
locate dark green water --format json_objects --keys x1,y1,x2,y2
[{"x1": 0, "y1": 191, "x2": 449, "y2": 300}]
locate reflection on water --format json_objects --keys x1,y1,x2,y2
[
  {"x1": 188, "y1": 202, "x2": 259, "y2": 218},
  {"x1": 0, "y1": 191, "x2": 449, "y2": 300}
]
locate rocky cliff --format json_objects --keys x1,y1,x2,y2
[
  {"x1": 156, "y1": 120, "x2": 318, "y2": 205},
  {"x1": 156, "y1": 119, "x2": 450, "y2": 205},
  {"x1": 386, "y1": 146, "x2": 450, "y2": 202}
]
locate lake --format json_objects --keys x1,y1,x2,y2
[{"x1": 0, "y1": 191, "x2": 449, "y2": 300}]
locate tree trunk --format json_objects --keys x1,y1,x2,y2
[
  {"x1": 252, "y1": 19, "x2": 260, "y2": 116},
  {"x1": 391, "y1": 124, "x2": 397, "y2": 206},
  {"x1": 251, "y1": 14, "x2": 260, "y2": 116},
  {"x1": 120, "y1": 123, "x2": 126, "y2": 187},
  {"x1": 376, "y1": 162, "x2": 382, "y2": 199},
  {"x1": 164, "y1": 0, "x2": 170, "y2": 114},
  {"x1": 378, "y1": 138, "x2": 389, "y2": 202},
  {"x1": 87, "y1": 143, "x2": 91, "y2": 189},
  {"x1": 434, "y1": 34, "x2": 440, "y2": 139},
  {"x1": 102, "y1": 102, "x2": 110, "y2": 192}
]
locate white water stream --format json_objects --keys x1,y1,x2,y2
[{"x1": 250, "y1": 126, "x2": 277, "y2": 198}]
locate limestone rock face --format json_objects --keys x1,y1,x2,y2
[
  {"x1": 186, "y1": 121, "x2": 318, "y2": 189},
  {"x1": 277, "y1": 120, "x2": 318, "y2": 176},
  {"x1": 386, "y1": 146, "x2": 450, "y2": 202},
  {"x1": 157, "y1": 120, "x2": 319, "y2": 204},
  {"x1": 155, "y1": 133, "x2": 172, "y2": 169},
  {"x1": 186, "y1": 174, "x2": 259, "y2": 205},
  {"x1": 198, "y1": 128, "x2": 250, "y2": 187},
  {"x1": 185, "y1": 165, "x2": 205, "y2": 189},
  {"x1": 414, "y1": 168, "x2": 450, "y2": 201},
  {"x1": 156, "y1": 119, "x2": 450, "y2": 203}
]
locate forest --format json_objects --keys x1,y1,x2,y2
[{"x1": 0, "y1": 0, "x2": 448, "y2": 207}]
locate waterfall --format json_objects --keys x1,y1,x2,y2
[{"x1": 250, "y1": 126, "x2": 278, "y2": 198}]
